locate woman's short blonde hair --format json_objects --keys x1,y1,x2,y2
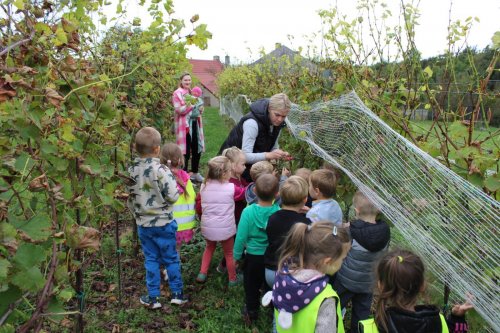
[{"x1": 269, "y1": 93, "x2": 291, "y2": 112}]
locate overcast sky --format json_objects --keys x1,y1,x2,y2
[{"x1": 105, "y1": 0, "x2": 499, "y2": 64}]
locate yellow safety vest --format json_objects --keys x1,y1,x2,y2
[
  {"x1": 173, "y1": 179, "x2": 196, "y2": 232},
  {"x1": 275, "y1": 284, "x2": 345, "y2": 333},
  {"x1": 358, "y1": 314, "x2": 448, "y2": 333}
]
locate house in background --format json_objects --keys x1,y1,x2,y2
[
  {"x1": 252, "y1": 43, "x2": 317, "y2": 73},
  {"x1": 189, "y1": 56, "x2": 229, "y2": 106}
]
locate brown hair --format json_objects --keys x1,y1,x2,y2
[
  {"x1": 205, "y1": 156, "x2": 231, "y2": 182},
  {"x1": 353, "y1": 191, "x2": 380, "y2": 218},
  {"x1": 278, "y1": 221, "x2": 350, "y2": 272},
  {"x1": 294, "y1": 168, "x2": 312, "y2": 181},
  {"x1": 250, "y1": 161, "x2": 274, "y2": 182},
  {"x1": 310, "y1": 169, "x2": 337, "y2": 198},
  {"x1": 269, "y1": 93, "x2": 291, "y2": 112},
  {"x1": 375, "y1": 249, "x2": 425, "y2": 332},
  {"x1": 255, "y1": 173, "x2": 279, "y2": 202},
  {"x1": 134, "y1": 127, "x2": 161, "y2": 156},
  {"x1": 280, "y1": 176, "x2": 308, "y2": 207},
  {"x1": 160, "y1": 143, "x2": 187, "y2": 196}
]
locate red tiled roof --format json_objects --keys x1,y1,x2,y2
[{"x1": 189, "y1": 59, "x2": 224, "y2": 96}]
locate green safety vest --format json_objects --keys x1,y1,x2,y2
[
  {"x1": 358, "y1": 314, "x2": 448, "y2": 333},
  {"x1": 275, "y1": 284, "x2": 345, "y2": 333},
  {"x1": 173, "y1": 180, "x2": 196, "y2": 232}
]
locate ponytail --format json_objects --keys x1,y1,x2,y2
[{"x1": 277, "y1": 221, "x2": 350, "y2": 273}]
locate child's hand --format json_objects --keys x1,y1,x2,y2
[
  {"x1": 199, "y1": 106, "x2": 204, "y2": 114},
  {"x1": 281, "y1": 167, "x2": 291, "y2": 177},
  {"x1": 451, "y1": 294, "x2": 474, "y2": 317}
]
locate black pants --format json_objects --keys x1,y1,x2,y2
[
  {"x1": 332, "y1": 277, "x2": 373, "y2": 332},
  {"x1": 243, "y1": 254, "x2": 266, "y2": 315},
  {"x1": 184, "y1": 121, "x2": 201, "y2": 173}
]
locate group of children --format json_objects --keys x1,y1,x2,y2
[{"x1": 127, "y1": 126, "x2": 473, "y2": 332}]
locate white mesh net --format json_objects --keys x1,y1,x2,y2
[
  {"x1": 221, "y1": 91, "x2": 499, "y2": 331},
  {"x1": 219, "y1": 95, "x2": 250, "y2": 123}
]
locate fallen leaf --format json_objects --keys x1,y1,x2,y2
[{"x1": 45, "y1": 87, "x2": 64, "y2": 108}]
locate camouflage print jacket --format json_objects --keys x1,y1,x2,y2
[{"x1": 127, "y1": 157, "x2": 180, "y2": 227}]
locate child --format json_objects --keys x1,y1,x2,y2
[
  {"x1": 222, "y1": 146, "x2": 249, "y2": 224},
  {"x1": 359, "y1": 249, "x2": 473, "y2": 333},
  {"x1": 234, "y1": 174, "x2": 280, "y2": 324},
  {"x1": 160, "y1": 143, "x2": 196, "y2": 249},
  {"x1": 264, "y1": 176, "x2": 311, "y2": 288},
  {"x1": 333, "y1": 191, "x2": 391, "y2": 332},
  {"x1": 127, "y1": 127, "x2": 187, "y2": 308},
  {"x1": 217, "y1": 146, "x2": 249, "y2": 273},
  {"x1": 245, "y1": 161, "x2": 275, "y2": 205},
  {"x1": 294, "y1": 167, "x2": 313, "y2": 210},
  {"x1": 195, "y1": 156, "x2": 245, "y2": 286},
  {"x1": 307, "y1": 169, "x2": 343, "y2": 226},
  {"x1": 269, "y1": 221, "x2": 351, "y2": 332}
]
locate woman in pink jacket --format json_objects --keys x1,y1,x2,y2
[
  {"x1": 172, "y1": 72, "x2": 205, "y2": 182},
  {"x1": 194, "y1": 156, "x2": 245, "y2": 286}
]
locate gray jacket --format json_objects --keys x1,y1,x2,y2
[{"x1": 336, "y1": 219, "x2": 390, "y2": 293}]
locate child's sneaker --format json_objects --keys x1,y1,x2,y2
[
  {"x1": 140, "y1": 295, "x2": 161, "y2": 309},
  {"x1": 228, "y1": 279, "x2": 240, "y2": 287},
  {"x1": 195, "y1": 273, "x2": 207, "y2": 283},
  {"x1": 170, "y1": 291, "x2": 188, "y2": 305},
  {"x1": 241, "y1": 305, "x2": 258, "y2": 326}
]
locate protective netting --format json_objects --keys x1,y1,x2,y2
[
  {"x1": 221, "y1": 91, "x2": 499, "y2": 331},
  {"x1": 219, "y1": 95, "x2": 251, "y2": 123}
]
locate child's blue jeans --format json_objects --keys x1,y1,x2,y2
[{"x1": 138, "y1": 221, "x2": 183, "y2": 297}]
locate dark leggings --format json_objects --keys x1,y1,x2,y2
[
  {"x1": 243, "y1": 254, "x2": 266, "y2": 315},
  {"x1": 184, "y1": 121, "x2": 201, "y2": 173}
]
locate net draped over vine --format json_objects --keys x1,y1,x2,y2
[{"x1": 220, "y1": 91, "x2": 499, "y2": 331}]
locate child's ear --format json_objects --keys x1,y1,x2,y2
[
  {"x1": 153, "y1": 146, "x2": 161, "y2": 156},
  {"x1": 302, "y1": 196, "x2": 308, "y2": 204}
]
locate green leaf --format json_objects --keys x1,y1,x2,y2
[
  {"x1": 492, "y1": 31, "x2": 500, "y2": 49},
  {"x1": 61, "y1": 124, "x2": 76, "y2": 142},
  {"x1": 57, "y1": 288, "x2": 74, "y2": 302},
  {"x1": 484, "y1": 174, "x2": 500, "y2": 192},
  {"x1": 13, "y1": 243, "x2": 47, "y2": 270},
  {"x1": 139, "y1": 42, "x2": 152, "y2": 53},
  {"x1": 334, "y1": 82, "x2": 345, "y2": 93},
  {"x1": 0, "y1": 259, "x2": 12, "y2": 281},
  {"x1": 47, "y1": 297, "x2": 66, "y2": 322},
  {"x1": 0, "y1": 285, "x2": 22, "y2": 315},
  {"x1": 11, "y1": 214, "x2": 52, "y2": 242},
  {"x1": 133, "y1": 17, "x2": 141, "y2": 26},
  {"x1": 11, "y1": 267, "x2": 46, "y2": 292},
  {"x1": 423, "y1": 66, "x2": 433, "y2": 78},
  {"x1": 54, "y1": 27, "x2": 68, "y2": 46},
  {"x1": 13, "y1": 0, "x2": 25, "y2": 10},
  {"x1": 0, "y1": 222, "x2": 17, "y2": 243},
  {"x1": 14, "y1": 152, "x2": 35, "y2": 175}
]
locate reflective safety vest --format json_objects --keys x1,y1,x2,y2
[
  {"x1": 173, "y1": 179, "x2": 196, "y2": 232},
  {"x1": 358, "y1": 314, "x2": 448, "y2": 333},
  {"x1": 275, "y1": 284, "x2": 345, "y2": 333}
]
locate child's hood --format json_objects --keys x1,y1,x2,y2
[
  {"x1": 350, "y1": 219, "x2": 390, "y2": 252},
  {"x1": 272, "y1": 267, "x2": 329, "y2": 314},
  {"x1": 245, "y1": 183, "x2": 257, "y2": 204}
]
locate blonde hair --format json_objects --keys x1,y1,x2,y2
[
  {"x1": 222, "y1": 146, "x2": 245, "y2": 164},
  {"x1": 255, "y1": 173, "x2": 279, "y2": 202},
  {"x1": 269, "y1": 93, "x2": 291, "y2": 112},
  {"x1": 250, "y1": 161, "x2": 274, "y2": 182},
  {"x1": 280, "y1": 176, "x2": 308, "y2": 207},
  {"x1": 134, "y1": 127, "x2": 161, "y2": 155},
  {"x1": 353, "y1": 191, "x2": 380, "y2": 218},
  {"x1": 294, "y1": 168, "x2": 311, "y2": 181},
  {"x1": 278, "y1": 221, "x2": 350, "y2": 272},
  {"x1": 310, "y1": 169, "x2": 337, "y2": 198},
  {"x1": 206, "y1": 156, "x2": 231, "y2": 182}
]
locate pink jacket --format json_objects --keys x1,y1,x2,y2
[
  {"x1": 200, "y1": 180, "x2": 244, "y2": 241},
  {"x1": 172, "y1": 87, "x2": 205, "y2": 154}
]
